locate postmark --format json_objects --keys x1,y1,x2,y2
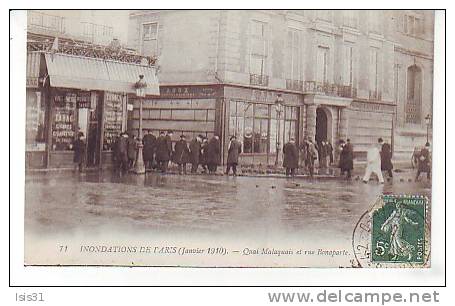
[{"x1": 352, "y1": 195, "x2": 430, "y2": 268}]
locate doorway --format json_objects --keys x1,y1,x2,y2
[{"x1": 316, "y1": 107, "x2": 328, "y2": 145}]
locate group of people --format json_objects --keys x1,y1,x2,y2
[
  {"x1": 73, "y1": 129, "x2": 431, "y2": 182},
  {"x1": 112, "y1": 130, "x2": 228, "y2": 176}
]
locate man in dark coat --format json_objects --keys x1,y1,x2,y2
[
  {"x1": 155, "y1": 131, "x2": 171, "y2": 173},
  {"x1": 379, "y1": 138, "x2": 393, "y2": 178},
  {"x1": 142, "y1": 130, "x2": 157, "y2": 170},
  {"x1": 189, "y1": 135, "x2": 202, "y2": 173},
  {"x1": 283, "y1": 138, "x2": 299, "y2": 177},
  {"x1": 200, "y1": 137, "x2": 209, "y2": 173},
  {"x1": 226, "y1": 135, "x2": 242, "y2": 176},
  {"x1": 415, "y1": 142, "x2": 431, "y2": 181},
  {"x1": 206, "y1": 135, "x2": 221, "y2": 174},
  {"x1": 116, "y1": 132, "x2": 129, "y2": 176},
  {"x1": 339, "y1": 139, "x2": 354, "y2": 179},
  {"x1": 173, "y1": 135, "x2": 190, "y2": 174},
  {"x1": 72, "y1": 132, "x2": 86, "y2": 173}
]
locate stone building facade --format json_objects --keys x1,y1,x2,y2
[{"x1": 127, "y1": 10, "x2": 434, "y2": 164}]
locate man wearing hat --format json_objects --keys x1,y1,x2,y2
[
  {"x1": 415, "y1": 142, "x2": 431, "y2": 181},
  {"x1": 226, "y1": 135, "x2": 242, "y2": 176},
  {"x1": 173, "y1": 134, "x2": 190, "y2": 174}
]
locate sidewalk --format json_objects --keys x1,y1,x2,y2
[{"x1": 26, "y1": 161, "x2": 417, "y2": 181}]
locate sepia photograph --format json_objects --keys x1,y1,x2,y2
[{"x1": 21, "y1": 9, "x2": 436, "y2": 268}]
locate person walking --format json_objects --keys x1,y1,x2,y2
[
  {"x1": 173, "y1": 135, "x2": 190, "y2": 174},
  {"x1": 415, "y1": 142, "x2": 431, "y2": 181},
  {"x1": 379, "y1": 138, "x2": 393, "y2": 179},
  {"x1": 207, "y1": 135, "x2": 221, "y2": 174},
  {"x1": 127, "y1": 133, "x2": 138, "y2": 170},
  {"x1": 155, "y1": 131, "x2": 172, "y2": 173},
  {"x1": 189, "y1": 135, "x2": 202, "y2": 174},
  {"x1": 116, "y1": 132, "x2": 129, "y2": 176},
  {"x1": 283, "y1": 138, "x2": 299, "y2": 177},
  {"x1": 72, "y1": 132, "x2": 86, "y2": 173},
  {"x1": 339, "y1": 140, "x2": 353, "y2": 179},
  {"x1": 142, "y1": 130, "x2": 157, "y2": 170},
  {"x1": 363, "y1": 140, "x2": 384, "y2": 184},
  {"x1": 226, "y1": 135, "x2": 242, "y2": 176},
  {"x1": 299, "y1": 138, "x2": 309, "y2": 171},
  {"x1": 200, "y1": 137, "x2": 209, "y2": 173}
]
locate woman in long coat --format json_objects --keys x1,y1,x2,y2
[
  {"x1": 339, "y1": 141, "x2": 354, "y2": 179},
  {"x1": 283, "y1": 138, "x2": 299, "y2": 177},
  {"x1": 173, "y1": 135, "x2": 190, "y2": 174},
  {"x1": 206, "y1": 136, "x2": 221, "y2": 174},
  {"x1": 226, "y1": 136, "x2": 242, "y2": 176}
]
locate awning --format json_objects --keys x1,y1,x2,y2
[{"x1": 44, "y1": 53, "x2": 159, "y2": 95}]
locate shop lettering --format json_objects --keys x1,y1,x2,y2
[{"x1": 160, "y1": 86, "x2": 219, "y2": 99}]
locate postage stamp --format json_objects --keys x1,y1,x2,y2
[
  {"x1": 371, "y1": 195, "x2": 427, "y2": 264},
  {"x1": 352, "y1": 195, "x2": 430, "y2": 268}
]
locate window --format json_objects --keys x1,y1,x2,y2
[
  {"x1": 142, "y1": 23, "x2": 158, "y2": 57},
  {"x1": 369, "y1": 47, "x2": 381, "y2": 97},
  {"x1": 343, "y1": 10, "x2": 358, "y2": 28},
  {"x1": 26, "y1": 90, "x2": 46, "y2": 151},
  {"x1": 316, "y1": 46, "x2": 329, "y2": 84},
  {"x1": 403, "y1": 14, "x2": 424, "y2": 36},
  {"x1": 286, "y1": 28, "x2": 302, "y2": 81},
  {"x1": 250, "y1": 20, "x2": 268, "y2": 79},
  {"x1": 229, "y1": 101, "x2": 298, "y2": 155},
  {"x1": 406, "y1": 65, "x2": 423, "y2": 124},
  {"x1": 342, "y1": 44, "x2": 354, "y2": 86}
]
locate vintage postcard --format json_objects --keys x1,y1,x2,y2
[{"x1": 21, "y1": 10, "x2": 436, "y2": 268}]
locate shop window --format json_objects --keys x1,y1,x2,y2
[
  {"x1": 51, "y1": 90, "x2": 77, "y2": 151},
  {"x1": 103, "y1": 92, "x2": 126, "y2": 151},
  {"x1": 229, "y1": 100, "x2": 298, "y2": 154},
  {"x1": 26, "y1": 90, "x2": 46, "y2": 151}
]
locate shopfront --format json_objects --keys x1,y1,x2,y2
[
  {"x1": 25, "y1": 51, "x2": 159, "y2": 169},
  {"x1": 223, "y1": 86, "x2": 304, "y2": 166}
]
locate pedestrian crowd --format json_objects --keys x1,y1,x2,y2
[{"x1": 73, "y1": 130, "x2": 431, "y2": 183}]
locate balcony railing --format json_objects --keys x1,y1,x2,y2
[
  {"x1": 285, "y1": 79, "x2": 304, "y2": 91},
  {"x1": 369, "y1": 90, "x2": 382, "y2": 101},
  {"x1": 27, "y1": 11, "x2": 65, "y2": 34},
  {"x1": 303, "y1": 81, "x2": 357, "y2": 98},
  {"x1": 250, "y1": 74, "x2": 269, "y2": 86}
]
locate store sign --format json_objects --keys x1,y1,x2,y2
[
  {"x1": 26, "y1": 77, "x2": 39, "y2": 88},
  {"x1": 160, "y1": 86, "x2": 221, "y2": 99},
  {"x1": 76, "y1": 92, "x2": 92, "y2": 108}
]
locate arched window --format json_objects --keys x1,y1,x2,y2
[{"x1": 405, "y1": 65, "x2": 422, "y2": 124}]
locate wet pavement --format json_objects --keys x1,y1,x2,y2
[{"x1": 25, "y1": 168, "x2": 431, "y2": 241}]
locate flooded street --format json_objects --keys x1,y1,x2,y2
[{"x1": 25, "y1": 169, "x2": 431, "y2": 241}]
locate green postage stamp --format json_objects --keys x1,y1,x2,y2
[{"x1": 372, "y1": 195, "x2": 428, "y2": 264}]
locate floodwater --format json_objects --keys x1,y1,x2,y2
[{"x1": 25, "y1": 169, "x2": 431, "y2": 241}]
